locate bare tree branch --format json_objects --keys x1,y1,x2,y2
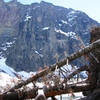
[
  {"x1": 66, "y1": 65, "x2": 88, "y2": 80},
  {"x1": 1, "y1": 87, "x2": 38, "y2": 100}
]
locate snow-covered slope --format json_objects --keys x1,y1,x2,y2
[
  {"x1": 18, "y1": 71, "x2": 36, "y2": 79},
  {"x1": 0, "y1": 56, "x2": 36, "y2": 79},
  {"x1": 0, "y1": 57, "x2": 18, "y2": 77},
  {"x1": 0, "y1": 56, "x2": 87, "y2": 79},
  {"x1": 0, "y1": 72, "x2": 18, "y2": 93},
  {"x1": 0, "y1": 57, "x2": 36, "y2": 93}
]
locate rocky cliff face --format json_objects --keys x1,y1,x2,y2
[{"x1": 0, "y1": 0, "x2": 99, "y2": 71}]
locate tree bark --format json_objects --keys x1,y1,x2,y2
[
  {"x1": 44, "y1": 84, "x2": 91, "y2": 98},
  {"x1": 81, "y1": 27, "x2": 100, "y2": 100},
  {"x1": 1, "y1": 87, "x2": 38, "y2": 100},
  {"x1": 81, "y1": 89, "x2": 100, "y2": 100},
  {"x1": 6, "y1": 39, "x2": 100, "y2": 93}
]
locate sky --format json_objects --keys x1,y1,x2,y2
[{"x1": 5, "y1": 0, "x2": 100, "y2": 23}]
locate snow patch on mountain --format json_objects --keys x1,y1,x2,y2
[
  {"x1": 24, "y1": 14, "x2": 32, "y2": 21},
  {"x1": 0, "y1": 47, "x2": 7, "y2": 51},
  {"x1": 61, "y1": 20, "x2": 68, "y2": 24},
  {"x1": 42, "y1": 27, "x2": 50, "y2": 30},
  {"x1": 67, "y1": 10, "x2": 78, "y2": 22},
  {"x1": 55, "y1": 28, "x2": 76, "y2": 39},
  {"x1": 0, "y1": 56, "x2": 35, "y2": 79},
  {"x1": 18, "y1": 71, "x2": 36, "y2": 79},
  {"x1": 68, "y1": 10, "x2": 77, "y2": 14},
  {"x1": 1, "y1": 41, "x2": 15, "y2": 51},
  {"x1": 59, "y1": 24, "x2": 62, "y2": 26},
  {"x1": 35, "y1": 50, "x2": 43, "y2": 57},
  {"x1": 0, "y1": 57, "x2": 17, "y2": 77}
]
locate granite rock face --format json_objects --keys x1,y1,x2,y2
[{"x1": 0, "y1": 0, "x2": 99, "y2": 71}]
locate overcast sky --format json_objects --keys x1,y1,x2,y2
[{"x1": 5, "y1": 0, "x2": 100, "y2": 23}]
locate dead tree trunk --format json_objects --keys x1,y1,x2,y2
[
  {"x1": 44, "y1": 84, "x2": 91, "y2": 98},
  {"x1": 6, "y1": 39, "x2": 100, "y2": 93},
  {"x1": 89, "y1": 27, "x2": 100, "y2": 88},
  {"x1": 82, "y1": 27, "x2": 100, "y2": 100},
  {"x1": 1, "y1": 87, "x2": 38, "y2": 100}
]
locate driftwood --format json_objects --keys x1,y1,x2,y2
[{"x1": 6, "y1": 39, "x2": 100, "y2": 93}]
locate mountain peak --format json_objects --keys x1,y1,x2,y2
[{"x1": 40, "y1": 1, "x2": 53, "y2": 6}]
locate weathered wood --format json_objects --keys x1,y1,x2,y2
[
  {"x1": 44, "y1": 84, "x2": 91, "y2": 97},
  {"x1": 89, "y1": 27, "x2": 100, "y2": 88},
  {"x1": 81, "y1": 27, "x2": 100, "y2": 99},
  {"x1": 1, "y1": 92, "x2": 21, "y2": 100},
  {"x1": 1, "y1": 87, "x2": 38, "y2": 100},
  {"x1": 6, "y1": 39, "x2": 100, "y2": 93},
  {"x1": 81, "y1": 91, "x2": 100, "y2": 100}
]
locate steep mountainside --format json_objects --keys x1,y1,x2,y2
[{"x1": 0, "y1": 0, "x2": 99, "y2": 71}]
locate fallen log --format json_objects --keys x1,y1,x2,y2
[
  {"x1": 1, "y1": 87, "x2": 38, "y2": 100},
  {"x1": 6, "y1": 39, "x2": 100, "y2": 93},
  {"x1": 44, "y1": 84, "x2": 91, "y2": 98},
  {"x1": 0, "y1": 84, "x2": 91, "y2": 100}
]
